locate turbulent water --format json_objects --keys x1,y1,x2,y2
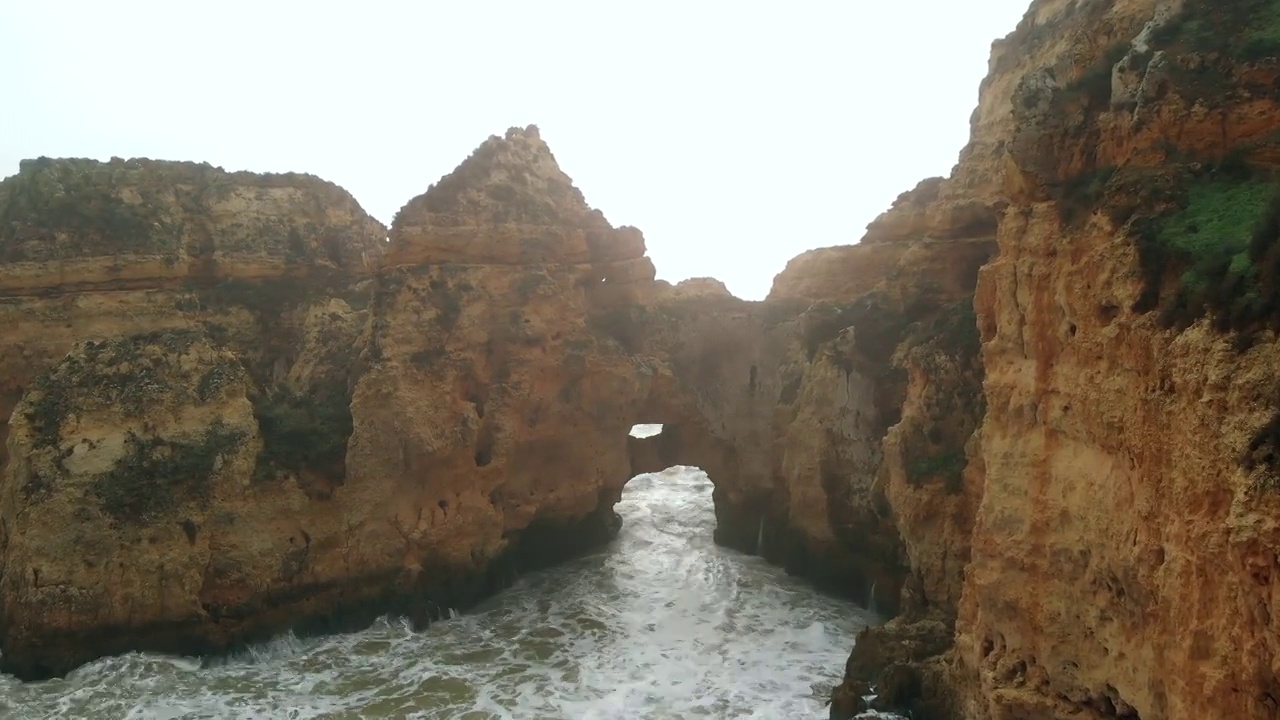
[{"x1": 0, "y1": 428, "x2": 890, "y2": 719}]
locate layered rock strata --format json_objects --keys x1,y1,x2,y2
[
  {"x1": 957, "y1": 1, "x2": 1280, "y2": 718},
  {"x1": 829, "y1": 0, "x2": 1280, "y2": 718},
  {"x1": 0, "y1": 158, "x2": 387, "y2": 677},
  {"x1": 9, "y1": 5, "x2": 1280, "y2": 714}
]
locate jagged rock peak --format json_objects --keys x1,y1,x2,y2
[
  {"x1": 395, "y1": 124, "x2": 607, "y2": 232},
  {"x1": 388, "y1": 126, "x2": 646, "y2": 266}
]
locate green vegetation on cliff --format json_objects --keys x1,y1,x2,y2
[
  {"x1": 1159, "y1": 178, "x2": 1275, "y2": 292},
  {"x1": 1135, "y1": 171, "x2": 1280, "y2": 333},
  {"x1": 252, "y1": 382, "x2": 353, "y2": 483},
  {"x1": 0, "y1": 158, "x2": 183, "y2": 262},
  {"x1": 1152, "y1": 0, "x2": 1280, "y2": 61},
  {"x1": 906, "y1": 450, "x2": 967, "y2": 490},
  {"x1": 898, "y1": 301, "x2": 985, "y2": 494}
]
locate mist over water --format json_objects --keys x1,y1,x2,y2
[{"x1": 0, "y1": 438, "x2": 891, "y2": 718}]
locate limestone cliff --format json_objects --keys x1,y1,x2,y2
[
  {"x1": 8, "y1": 4, "x2": 1280, "y2": 712},
  {"x1": 339, "y1": 125, "x2": 659, "y2": 600},
  {"x1": 826, "y1": 0, "x2": 1280, "y2": 718},
  {"x1": 0, "y1": 158, "x2": 386, "y2": 494},
  {"x1": 960, "y1": 1, "x2": 1280, "y2": 718},
  {"x1": 0, "y1": 159, "x2": 388, "y2": 676},
  {"x1": 0, "y1": 332, "x2": 262, "y2": 676},
  {"x1": 0, "y1": 130, "x2": 685, "y2": 679}
]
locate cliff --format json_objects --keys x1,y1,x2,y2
[
  {"x1": 824, "y1": 0, "x2": 1280, "y2": 718},
  {"x1": 338, "y1": 126, "x2": 659, "y2": 609},
  {"x1": 0, "y1": 158, "x2": 390, "y2": 676},
  {"x1": 5, "y1": 2, "x2": 1280, "y2": 713},
  {"x1": 0, "y1": 129, "x2": 995, "y2": 681},
  {"x1": 960, "y1": 1, "x2": 1280, "y2": 718}
]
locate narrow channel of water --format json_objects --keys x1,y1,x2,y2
[{"x1": 0, "y1": 429, "x2": 893, "y2": 718}]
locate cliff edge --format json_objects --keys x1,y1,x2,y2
[{"x1": 824, "y1": 0, "x2": 1280, "y2": 718}]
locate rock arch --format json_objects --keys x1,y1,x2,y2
[{"x1": 0, "y1": 126, "x2": 988, "y2": 679}]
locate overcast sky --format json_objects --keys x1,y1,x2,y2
[{"x1": 1, "y1": 1, "x2": 1028, "y2": 300}]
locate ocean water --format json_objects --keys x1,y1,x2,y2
[{"x1": 0, "y1": 426, "x2": 893, "y2": 719}]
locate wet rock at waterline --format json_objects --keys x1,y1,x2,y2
[{"x1": 0, "y1": 469, "x2": 884, "y2": 719}]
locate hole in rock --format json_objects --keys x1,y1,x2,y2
[
  {"x1": 474, "y1": 425, "x2": 495, "y2": 467},
  {"x1": 629, "y1": 423, "x2": 664, "y2": 439},
  {"x1": 627, "y1": 423, "x2": 684, "y2": 476}
]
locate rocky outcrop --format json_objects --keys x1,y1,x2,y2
[
  {"x1": 338, "y1": 126, "x2": 659, "y2": 609},
  {"x1": 0, "y1": 332, "x2": 262, "y2": 676},
  {"x1": 829, "y1": 0, "x2": 1280, "y2": 719},
  {"x1": 0, "y1": 158, "x2": 386, "y2": 488},
  {"x1": 957, "y1": 2, "x2": 1280, "y2": 718},
  {"x1": 0, "y1": 129, "x2": 702, "y2": 679},
  {"x1": 0, "y1": 129, "x2": 999, "y2": 681},
  {"x1": 0, "y1": 158, "x2": 389, "y2": 677}
]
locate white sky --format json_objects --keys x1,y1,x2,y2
[{"x1": 0, "y1": 1, "x2": 1028, "y2": 300}]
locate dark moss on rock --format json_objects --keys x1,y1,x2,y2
[
  {"x1": 21, "y1": 330, "x2": 218, "y2": 451},
  {"x1": 91, "y1": 424, "x2": 246, "y2": 524},
  {"x1": 251, "y1": 381, "x2": 353, "y2": 486},
  {"x1": 0, "y1": 156, "x2": 384, "y2": 267}
]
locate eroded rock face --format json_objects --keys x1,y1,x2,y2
[
  {"x1": 832, "y1": 1, "x2": 1280, "y2": 718},
  {"x1": 957, "y1": 2, "x2": 1280, "y2": 718},
  {"x1": 0, "y1": 157, "x2": 385, "y2": 289},
  {"x1": 0, "y1": 127, "x2": 685, "y2": 679},
  {"x1": 629, "y1": 282, "x2": 793, "y2": 550},
  {"x1": 12, "y1": 6, "x2": 1280, "y2": 710},
  {"x1": 0, "y1": 158, "x2": 387, "y2": 494},
  {"x1": 0, "y1": 331, "x2": 263, "y2": 678},
  {"x1": 0, "y1": 159, "x2": 390, "y2": 676},
  {"x1": 342, "y1": 126, "x2": 659, "y2": 596}
]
